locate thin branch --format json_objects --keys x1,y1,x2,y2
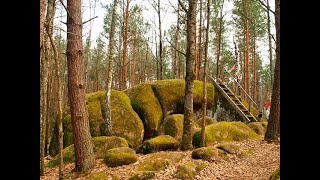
[
  {"x1": 256, "y1": 0, "x2": 275, "y2": 15},
  {"x1": 58, "y1": 0, "x2": 73, "y2": 20},
  {"x1": 60, "y1": 21, "x2": 67, "y2": 25},
  {"x1": 82, "y1": 16, "x2": 98, "y2": 25},
  {"x1": 178, "y1": 0, "x2": 187, "y2": 13},
  {"x1": 165, "y1": 37, "x2": 186, "y2": 56}
]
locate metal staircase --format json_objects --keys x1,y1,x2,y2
[{"x1": 208, "y1": 76, "x2": 258, "y2": 123}]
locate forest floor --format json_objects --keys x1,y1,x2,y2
[{"x1": 41, "y1": 137, "x2": 279, "y2": 180}]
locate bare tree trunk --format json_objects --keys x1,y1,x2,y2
[
  {"x1": 66, "y1": 0, "x2": 95, "y2": 171},
  {"x1": 265, "y1": 0, "x2": 280, "y2": 142},
  {"x1": 40, "y1": 41, "x2": 47, "y2": 177},
  {"x1": 244, "y1": 0, "x2": 251, "y2": 98},
  {"x1": 266, "y1": 0, "x2": 273, "y2": 87},
  {"x1": 123, "y1": 0, "x2": 130, "y2": 89},
  {"x1": 132, "y1": 32, "x2": 137, "y2": 86},
  {"x1": 200, "y1": 0, "x2": 210, "y2": 147},
  {"x1": 197, "y1": 0, "x2": 203, "y2": 80},
  {"x1": 104, "y1": 0, "x2": 118, "y2": 136},
  {"x1": 95, "y1": 48, "x2": 100, "y2": 91},
  {"x1": 40, "y1": 0, "x2": 46, "y2": 51},
  {"x1": 181, "y1": 0, "x2": 197, "y2": 151},
  {"x1": 193, "y1": 15, "x2": 197, "y2": 80},
  {"x1": 47, "y1": 23, "x2": 64, "y2": 180},
  {"x1": 252, "y1": 21, "x2": 257, "y2": 103}
]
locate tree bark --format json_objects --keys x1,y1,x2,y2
[
  {"x1": 47, "y1": 24, "x2": 64, "y2": 180},
  {"x1": 158, "y1": 0, "x2": 164, "y2": 80},
  {"x1": 181, "y1": 0, "x2": 197, "y2": 151},
  {"x1": 266, "y1": 0, "x2": 273, "y2": 87},
  {"x1": 197, "y1": 0, "x2": 203, "y2": 80},
  {"x1": 200, "y1": 0, "x2": 210, "y2": 147},
  {"x1": 40, "y1": 0, "x2": 46, "y2": 51},
  {"x1": 265, "y1": 0, "x2": 280, "y2": 143},
  {"x1": 104, "y1": 0, "x2": 118, "y2": 136},
  {"x1": 244, "y1": 0, "x2": 251, "y2": 99},
  {"x1": 123, "y1": 0, "x2": 130, "y2": 89},
  {"x1": 66, "y1": 0, "x2": 95, "y2": 172}
]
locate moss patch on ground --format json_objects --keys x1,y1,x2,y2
[
  {"x1": 269, "y1": 167, "x2": 280, "y2": 180},
  {"x1": 192, "y1": 146, "x2": 220, "y2": 162},
  {"x1": 159, "y1": 114, "x2": 199, "y2": 143},
  {"x1": 129, "y1": 171, "x2": 156, "y2": 180},
  {"x1": 104, "y1": 147, "x2": 138, "y2": 167},
  {"x1": 247, "y1": 122, "x2": 267, "y2": 135},
  {"x1": 193, "y1": 121, "x2": 260, "y2": 147},
  {"x1": 195, "y1": 116, "x2": 217, "y2": 127},
  {"x1": 176, "y1": 160, "x2": 206, "y2": 180},
  {"x1": 92, "y1": 136, "x2": 129, "y2": 159},
  {"x1": 151, "y1": 80, "x2": 215, "y2": 117},
  {"x1": 137, "y1": 151, "x2": 184, "y2": 172},
  {"x1": 137, "y1": 135, "x2": 179, "y2": 154},
  {"x1": 124, "y1": 83, "x2": 163, "y2": 139}
]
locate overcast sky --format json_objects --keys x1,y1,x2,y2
[{"x1": 54, "y1": 0, "x2": 275, "y2": 66}]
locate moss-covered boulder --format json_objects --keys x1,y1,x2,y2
[
  {"x1": 159, "y1": 114, "x2": 199, "y2": 143},
  {"x1": 46, "y1": 144, "x2": 75, "y2": 168},
  {"x1": 129, "y1": 171, "x2": 156, "y2": 180},
  {"x1": 247, "y1": 122, "x2": 267, "y2": 135},
  {"x1": 192, "y1": 146, "x2": 220, "y2": 162},
  {"x1": 104, "y1": 147, "x2": 138, "y2": 167},
  {"x1": 50, "y1": 90, "x2": 144, "y2": 156},
  {"x1": 124, "y1": 83, "x2": 163, "y2": 139},
  {"x1": 176, "y1": 160, "x2": 206, "y2": 180},
  {"x1": 195, "y1": 116, "x2": 217, "y2": 127},
  {"x1": 216, "y1": 142, "x2": 241, "y2": 154},
  {"x1": 151, "y1": 80, "x2": 215, "y2": 117},
  {"x1": 92, "y1": 136, "x2": 129, "y2": 159},
  {"x1": 269, "y1": 167, "x2": 280, "y2": 180},
  {"x1": 137, "y1": 152, "x2": 184, "y2": 172},
  {"x1": 193, "y1": 121, "x2": 260, "y2": 147},
  {"x1": 137, "y1": 135, "x2": 179, "y2": 154}
]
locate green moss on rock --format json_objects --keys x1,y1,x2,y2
[
  {"x1": 92, "y1": 136, "x2": 129, "y2": 159},
  {"x1": 46, "y1": 144, "x2": 75, "y2": 168},
  {"x1": 137, "y1": 152, "x2": 184, "y2": 171},
  {"x1": 176, "y1": 160, "x2": 206, "y2": 180},
  {"x1": 124, "y1": 83, "x2": 163, "y2": 139},
  {"x1": 217, "y1": 142, "x2": 241, "y2": 154},
  {"x1": 247, "y1": 122, "x2": 266, "y2": 135},
  {"x1": 195, "y1": 116, "x2": 217, "y2": 127},
  {"x1": 269, "y1": 167, "x2": 280, "y2": 180},
  {"x1": 137, "y1": 135, "x2": 179, "y2": 154},
  {"x1": 104, "y1": 147, "x2": 138, "y2": 167},
  {"x1": 159, "y1": 114, "x2": 199, "y2": 143},
  {"x1": 192, "y1": 146, "x2": 220, "y2": 162},
  {"x1": 50, "y1": 90, "x2": 144, "y2": 155},
  {"x1": 151, "y1": 80, "x2": 215, "y2": 116},
  {"x1": 193, "y1": 122, "x2": 260, "y2": 147},
  {"x1": 129, "y1": 171, "x2": 156, "y2": 180}
]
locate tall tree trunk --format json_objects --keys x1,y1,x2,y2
[
  {"x1": 181, "y1": 0, "x2": 197, "y2": 151},
  {"x1": 40, "y1": 40, "x2": 47, "y2": 177},
  {"x1": 244, "y1": 0, "x2": 251, "y2": 98},
  {"x1": 95, "y1": 47, "x2": 100, "y2": 91},
  {"x1": 47, "y1": 24, "x2": 64, "y2": 180},
  {"x1": 201, "y1": 0, "x2": 210, "y2": 147},
  {"x1": 40, "y1": 0, "x2": 46, "y2": 52},
  {"x1": 157, "y1": 0, "x2": 163, "y2": 80},
  {"x1": 45, "y1": 58, "x2": 52, "y2": 155},
  {"x1": 123, "y1": 0, "x2": 130, "y2": 89},
  {"x1": 252, "y1": 22, "x2": 257, "y2": 103},
  {"x1": 104, "y1": 0, "x2": 118, "y2": 136},
  {"x1": 197, "y1": 0, "x2": 203, "y2": 80},
  {"x1": 266, "y1": 0, "x2": 273, "y2": 87},
  {"x1": 66, "y1": 0, "x2": 95, "y2": 171},
  {"x1": 132, "y1": 32, "x2": 137, "y2": 86},
  {"x1": 193, "y1": 14, "x2": 197, "y2": 80},
  {"x1": 265, "y1": 0, "x2": 280, "y2": 142}
]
